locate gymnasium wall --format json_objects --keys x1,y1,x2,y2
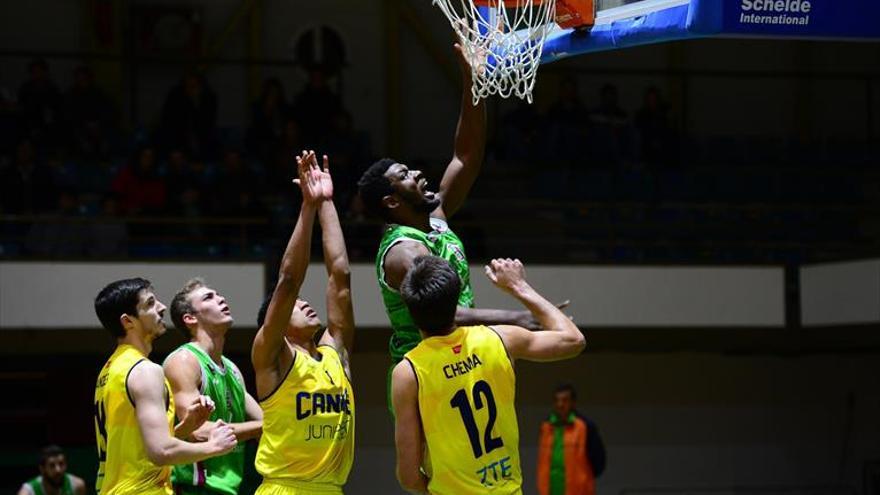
[{"x1": 0, "y1": 261, "x2": 785, "y2": 328}]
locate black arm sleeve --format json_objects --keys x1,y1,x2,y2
[{"x1": 586, "y1": 418, "x2": 607, "y2": 478}]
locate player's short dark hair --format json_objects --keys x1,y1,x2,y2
[
  {"x1": 257, "y1": 292, "x2": 274, "y2": 329},
  {"x1": 39, "y1": 445, "x2": 65, "y2": 466},
  {"x1": 357, "y1": 158, "x2": 397, "y2": 219},
  {"x1": 95, "y1": 278, "x2": 152, "y2": 337},
  {"x1": 170, "y1": 278, "x2": 206, "y2": 337},
  {"x1": 401, "y1": 256, "x2": 461, "y2": 337},
  {"x1": 554, "y1": 383, "x2": 577, "y2": 401}
]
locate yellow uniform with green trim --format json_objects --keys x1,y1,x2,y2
[
  {"x1": 94, "y1": 344, "x2": 175, "y2": 495},
  {"x1": 404, "y1": 325, "x2": 523, "y2": 495},
  {"x1": 255, "y1": 344, "x2": 355, "y2": 495}
]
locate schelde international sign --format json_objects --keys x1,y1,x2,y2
[
  {"x1": 738, "y1": 0, "x2": 812, "y2": 26},
  {"x1": 720, "y1": 0, "x2": 880, "y2": 37}
]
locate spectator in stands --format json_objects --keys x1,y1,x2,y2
[
  {"x1": 158, "y1": 72, "x2": 218, "y2": 160},
  {"x1": 247, "y1": 77, "x2": 292, "y2": 165},
  {"x1": 293, "y1": 67, "x2": 342, "y2": 144},
  {"x1": 0, "y1": 139, "x2": 55, "y2": 214},
  {"x1": 65, "y1": 65, "x2": 115, "y2": 161},
  {"x1": 537, "y1": 383, "x2": 606, "y2": 495},
  {"x1": 321, "y1": 110, "x2": 368, "y2": 209},
  {"x1": 588, "y1": 83, "x2": 632, "y2": 167},
  {"x1": 24, "y1": 189, "x2": 88, "y2": 257},
  {"x1": 0, "y1": 75, "x2": 17, "y2": 159},
  {"x1": 499, "y1": 99, "x2": 546, "y2": 163},
  {"x1": 17, "y1": 444, "x2": 86, "y2": 495},
  {"x1": 267, "y1": 118, "x2": 305, "y2": 198},
  {"x1": 112, "y1": 145, "x2": 166, "y2": 215},
  {"x1": 214, "y1": 148, "x2": 258, "y2": 215},
  {"x1": 163, "y1": 149, "x2": 194, "y2": 212},
  {"x1": 548, "y1": 76, "x2": 588, "y2": 163},
  {"x1": 635, "y1": 86, "x2": 677, "y2": 168},
  {"x1": 88, "y1": 193, "x2": 129, "y2": 258},
  {"x1": 17, "y1": 59, "x2": 64, "y2": 149}
]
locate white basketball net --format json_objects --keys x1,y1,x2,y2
[{"x1": 432, "y1": 0, "x2": 557, "y2": 104}]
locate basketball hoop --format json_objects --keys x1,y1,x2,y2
[{"x1": 432, "y1": 0, "x2": 594, "y2": 104}]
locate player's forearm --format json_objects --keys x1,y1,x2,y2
[
  {"x1": 278, "y1": 203, "x2": 317, "y2": 285},
  {"x1": 231, "y1": 420, "x2": 262, "y2": 441},
  {"x1": 455, "y1": 306, "x2": 527, "y2": 327},
  {"x1": 319, "y1": 200, "x2": 350, "y2": 279},
  {"x1": 510, "y1": 282, "x2": 585, "y2": 350},
  {"x1": 190, "y1": 420, "x2": 262, "y2": 442},
  {"x1": 146, "y1": 437, "x2": 224, "y2": 466},
  {"x1": 174, "y1": 417, "x2": 200, "y2": 440},
  {"x1": 454, "y1": 78, "x2": 486, "y2": 168}
]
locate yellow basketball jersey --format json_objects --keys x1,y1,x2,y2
[
  {"x1": 255, "y1": 344, "x2": 355, "y2": 491},
  {"x1": 94, "y1": 344, "x2": 175, "y2": 495},
  {"x1": 404, "y1": 325, "x2": 522, "y2": 495}
]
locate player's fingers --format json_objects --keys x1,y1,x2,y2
[{"x1": 323, "y1": 155, "x2": 330, "y2": 173}]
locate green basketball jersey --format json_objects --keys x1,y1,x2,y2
[
  {"x1": 25, "y1": 474, "x2": 74, "y2": 495},
  {"x1": 167, "y1": 343, "x2": 247, "y2": 495},
  {"x1": 376, "y1": 218, "x2": 475, "y2": 362}
]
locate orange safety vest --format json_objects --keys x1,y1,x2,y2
[{"x1": 537, "y1": 414, "x2": 595, "y2": 495}]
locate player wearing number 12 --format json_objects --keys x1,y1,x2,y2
[{"x1": 392, "y1": 257, "x2": 585, "y2": 495}]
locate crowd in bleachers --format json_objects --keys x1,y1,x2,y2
[{"x1": 0, "y1": 60, "x2": 874, "y2": 263}]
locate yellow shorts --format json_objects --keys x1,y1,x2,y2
[{"x1": 255, "y1": 479, "x2": 343, "y2": 495}]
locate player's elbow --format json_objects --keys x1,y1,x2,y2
[
  {"x1": 396, "y1": 465, "x2": 424, "y2": 493},
  {"x1": 145, "y1": 443, "x2": 175, "y2": 466},
  {"x1": 329, "y1": 260, "x2": 351, "y2": 280},
  {"x1": 144, "y1": 448, "x2": 168, "y2": 466},
  {"x1": 562, "y1": 330, "x2": 586, "y2": 358}
]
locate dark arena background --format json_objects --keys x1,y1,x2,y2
[{"x1": 1, "y1": 1, "x2": 879, "y2": 494}]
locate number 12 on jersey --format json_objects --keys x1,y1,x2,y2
[{"x1": 449, "y1": 379, "x2": 504, "y2": 458}]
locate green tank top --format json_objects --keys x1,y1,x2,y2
[
  {"x1": 376, "y1": 218, "x2": 475, "y2": 362},
  {"x1": 26, "y1": 474, "x2": 74, "y2": 495},
  {"x1": 167, "y1": 343, "x2": 247, "y2": 495}
]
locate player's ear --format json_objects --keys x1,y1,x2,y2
[
  {"x1": 382, "y1": 194, "x2": 399, "y2": 210},
  {"x1": 119, "y1": 313, "x2": 135, "y2": 331},
  {"x1": 183, "y1": 313, "x2": 198, "y2": 326}
]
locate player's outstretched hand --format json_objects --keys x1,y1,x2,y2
[
  {"x1": 453, "y1": 41, "x2": 487, "y2": 79},
  {"x1": 293, "y1": 150, "x2": 326, "y2": 204},
  {"x1": 316, "y1": 154, "x2": 334, "y2": 200},
  {"x1": 207, "y1": 420, "x2": 237, "y2": 455},
  {"x1": 484, "y1": 258, "x2": 527, "y2": 294},
  {"x1": 180, "y1": 394, "x2": 215, "y2": 432}
]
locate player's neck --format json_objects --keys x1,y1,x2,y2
[
  {"x1": 41, "y1": 478, "x2": 63, "y2": 495},
  {"x1": 287, "y1": 334, "x2": 319, "y2": 358},
  {"x1": 395, "y1": 211, "x2": 432, "y2": 232},
  {"x1": 420, "y1": 325, "x2": 456, "y2": 339},
  {"x1": 119, "y1": 333, "x2": 152, "y2": 357},
  {"x1": 191, "y1": 329, "x2": 225, "y2": 366}
]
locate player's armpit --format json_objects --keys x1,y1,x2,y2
[{"x1": 383, "y1": 241, "x2": 432, "y2": 290}]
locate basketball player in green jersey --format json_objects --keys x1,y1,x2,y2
[
  {"x1": 357, "y1": 44, "x2": 564, "y2": 398},
  {"x1": 163, "y1": 280, "x2": 264, "y2": 495},
  {"x1": 18, "y1": 445, "x2": 86, "y2": 495}
]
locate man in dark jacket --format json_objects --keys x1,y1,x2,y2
[{"x1": 537, "y1": 384, "x2": 606, "y2": 495}]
